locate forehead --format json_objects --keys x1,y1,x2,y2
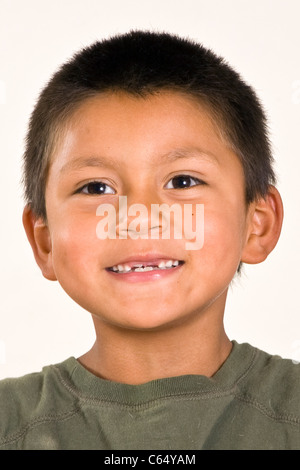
[{"x1": 49, "y1": 90, "x2": 238, "y2": 173}]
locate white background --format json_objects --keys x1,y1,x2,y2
[{"x1": 0, "y1": 0, "x2": 299, "y2": 379}]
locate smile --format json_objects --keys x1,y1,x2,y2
[{"x1": 107, "y1": 260, "x2": 184, "y2": 274}]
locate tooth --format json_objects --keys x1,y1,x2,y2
[
  {"x1": 134, "y1": 266, "x2": 154, "y2": 272},
  {"x1": 124, "y1": 265, "x2": 131, "y2": 272},
  {"x1": 158, "y1": 261, "x2": 166, "y2": 269},
  {"x1": 133, "y1": 264, "x2": 143, "y2": 268},
  {"x1": 165, "y1": 260, "x2": 173, "y2": 268},
  {"x1": 112, "y1": 266, "x2": 118, "y2": 271},
  {"x1": 172, "y1": 260, "x2": 179, "y2": 266},
  {"x1": 117, "y1": 264, "x2": 125, "y2": 272}
]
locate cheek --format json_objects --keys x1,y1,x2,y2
[
  {"x1": 50, "y1": 217, "x2": 100, "y2": 283},
  {"x1": 198, "y1": 205, "x2": 245, "y2": 272}
]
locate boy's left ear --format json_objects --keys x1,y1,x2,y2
[{"x1": 241, "y1": 186, "x2": 284, "y2": 264}]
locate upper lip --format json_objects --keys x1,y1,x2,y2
[{"x1": 106, "y1": 253, "x2": 184, "y2": 269}]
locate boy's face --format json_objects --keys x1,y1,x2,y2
[{"x1": 45, "y1": 91, "x2": 250, "y2": 330}]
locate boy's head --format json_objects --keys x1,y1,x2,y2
[{"x1": 22, "y1": 31, "x2": 283, "y2": 332}]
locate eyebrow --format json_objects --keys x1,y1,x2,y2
[
  {"x1": 59, "y1": 147, "x2": 219, "y2": 174},
  {"x1": 160, "y1": 147, "x2": 219, "y2": 165},
  {"x1": 60, "y1": 156, "x2": 118, "y2": 174}
]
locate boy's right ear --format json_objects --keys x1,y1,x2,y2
[{"x1": 22, "y1": 204, "x2": 57, "y2": 281}]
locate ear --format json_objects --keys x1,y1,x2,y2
[
  {"x1": 22, "y1": 204, "x2": 57, "y2": 281},
  {"x1": 241, "y1": 186, "x2": 284, "y2": 264}
]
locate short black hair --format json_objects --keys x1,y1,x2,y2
[{"x1": 23, "y1": 30, "x2": 276, "y2": 220}]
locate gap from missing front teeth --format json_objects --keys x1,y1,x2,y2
[{"x1": 108, "y1": 260, "x2": 184, "y2": 273}]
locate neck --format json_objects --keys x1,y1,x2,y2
[{"x1": 79, "y1": 297, "x2": 232, "y2": 385}]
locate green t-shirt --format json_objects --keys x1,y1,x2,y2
[{"x1": 0, "y1": 341, "x2": 300, "y2": 450}]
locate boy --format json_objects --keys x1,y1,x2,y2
[{"x1": 0, "y1": 30, "x2": 297, "y2": 450}]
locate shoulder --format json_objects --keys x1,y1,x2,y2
[
  {"x1": 235, "y1": 343, "x2": 300, "y2": 423},
  {"x1": 0, "y1": 359, "x2": 78, "y2": 448}
]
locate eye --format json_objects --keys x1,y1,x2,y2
[
  {"x1": 165, "y1": 174, "x2": 204, "y2": 189},
  {"x1": 77, "y1": 181, "x2": 116, "y2": 195}
]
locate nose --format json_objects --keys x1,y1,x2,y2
[
  {"x1": 116, "y1": 192, "x2": 185, "y2": 241},
  {"x1": 117, "y1": 195, "x2": 162, "y2": 239}
]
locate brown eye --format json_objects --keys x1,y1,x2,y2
[
  {"x1": 165, "y1": 175, "x2": 203, "y2": 189},
  {"x1": 79, "y1": 181, "x2": 115, "y2": 195}
]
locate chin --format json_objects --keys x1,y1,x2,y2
[{"x1": 109, "y1": 307, "x2": 191, "y2": 332}]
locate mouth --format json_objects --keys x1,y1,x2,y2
[{"x1": 107, "y1": 259, "x2": 184, "y2": 274}]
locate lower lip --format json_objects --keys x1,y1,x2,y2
[{"x1": 105, "y1": 264, "x2": 183, "y2": 283}]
